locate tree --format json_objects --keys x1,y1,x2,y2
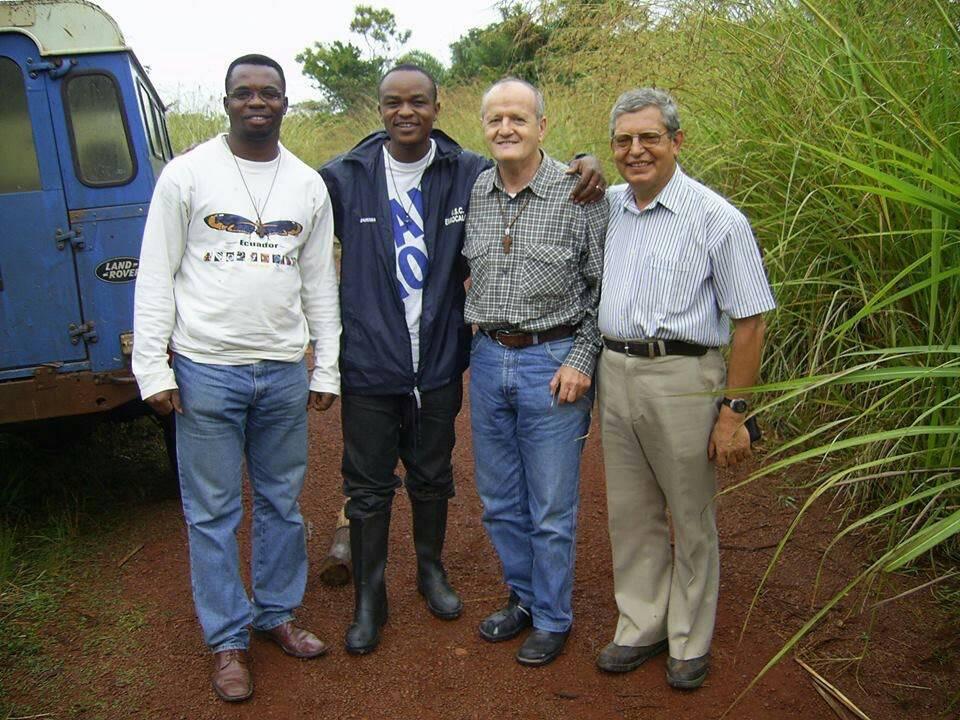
[
  {"x1": 396, "y1": 49, "x2": 447, "y2": 85},
  {"x1": 297, "y1": 5, "x2": 445, "y2": 113},
  {"x1": 296, "y1": 40, "x2": 382, "y2": 113},
  {"x1": 349, "y1": 5, "x2": 410, "y2": 57},
  {"x1": 448, "y1": 3, "x2": 551, "y2": 83}
]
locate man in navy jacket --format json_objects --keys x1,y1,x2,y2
[{"x1": 319, "y1": 64, "x2": 604, "y2": 654}]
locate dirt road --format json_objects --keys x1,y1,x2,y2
[{"x1": 7, "y1": 385, "x2": 956, "y2": 719}]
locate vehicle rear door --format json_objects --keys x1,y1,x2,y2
[{"x1": 0, "y1": 33, "x2": 86, "y2": 373}]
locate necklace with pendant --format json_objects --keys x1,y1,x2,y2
[
  {"x1": 386, "y1": 145, "x2": 424, "y2": 230},
  {"x1": 225, "y1": 136, "x2": 281, "y2": 238},
  {"x1": 495, "y1": 190, "x2": 532, "y2": 254}
]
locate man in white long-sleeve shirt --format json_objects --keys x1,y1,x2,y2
[{"x1": 133, "y1": 54, "x2": 340, "y2": 703}]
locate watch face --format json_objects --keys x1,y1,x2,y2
[{"x1": 730, "y1": 398, "x2": 748, "y2": 413}]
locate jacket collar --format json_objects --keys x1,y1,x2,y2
[{"x1": 341, "y1": 128, "x2": 464, "y2": 174}]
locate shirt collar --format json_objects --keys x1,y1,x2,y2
[
  {"x1": 486, "y1": 150, "x2": 557, "y2": 198},
  {"x1": 621, "y1": 164, "x2": 686, "y2": 214}
]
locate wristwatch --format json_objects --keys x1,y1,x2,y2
[{"x1": 722, "y1": 397, "x2": 749, "y2": 414}]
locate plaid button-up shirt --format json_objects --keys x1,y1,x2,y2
[{"x1": 463, "y1": 153, "x2": 608, "y2": 376}]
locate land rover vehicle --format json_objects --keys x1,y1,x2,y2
[{"x1": 0, "y1": 1, "x2": 174, "y2": 455}]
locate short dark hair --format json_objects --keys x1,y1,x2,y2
[
  {"x1": 225, "y1": 54, "x2": 286, "y2": 92},
  {"x1": 378, "y1": 63, "x2": 438, "y2": 102}
]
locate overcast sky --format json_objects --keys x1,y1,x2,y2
[{"x1": 92, "y1": 0, "x2": 502, "y2": 109}]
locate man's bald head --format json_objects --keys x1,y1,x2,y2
[{"x1": 480, "y1": 77, "x2": 545, "y2": 121}]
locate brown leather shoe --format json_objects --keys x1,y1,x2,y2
[
  {"x1": 262, "y1": 621, "x2": 328, "y2": 658},
  {"x1": 211, "y1": 649, "x2": 252, "y2": 702}
]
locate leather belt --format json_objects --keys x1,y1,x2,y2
[
  {"x1": 481, "y1": 325, "x2": 575, "y2": 349},
  {"x1": 602, "y1": 337, "x2": 709, "y2": 358}
]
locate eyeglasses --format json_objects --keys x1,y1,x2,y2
[
  {"x1": 226, "y1": 87, "x2": 284, "y2": 103},
  {"x1": 611, "y1": 130, "x2": 672, "y2": 151}
]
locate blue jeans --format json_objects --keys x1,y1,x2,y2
[
  {"x1": 469, "y1": 332, "x2": 592, "y2": 633},
  {"x1": 173, "y1": 354, "x2": 310, "y2": 652}
]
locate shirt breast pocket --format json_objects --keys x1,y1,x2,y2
[
  {"x1": 463, "y1": 239, "x2": 491, "y2": 299},
  {"x1": 521, "y1": 243, "x2": 575, "y2": 300},
  {"x1": 650, "y1": 255, "x2": 696, "y2": 315}
]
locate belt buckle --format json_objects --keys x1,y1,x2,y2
[
  {"x1": 491, "y1": 330, "x2": 513, "y2": 348},
  {"x1": 629, "y1": 339, "x2": 656, "y2": 358},
  {"x1": 627, "y1": 339, "x2": 663, "y2": 358},
  {"x1": 647, "y1": 340, "x2": 667, "y2": 358}
]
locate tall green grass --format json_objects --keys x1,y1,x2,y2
[
  {"x1": 537, "y1": 0, "x2": 959, "y2": 704},
  {"x1": 702, "y1": 0, "x2": 959, "y2": 701}
]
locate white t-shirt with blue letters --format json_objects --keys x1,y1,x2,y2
[{"x1": 383, "y1": 140, "x2": 435, "y2": 373}]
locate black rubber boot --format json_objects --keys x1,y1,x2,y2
[
  {"x1": 411, "y1": 498, "x2": 462, "y2": 620},
  {"x1": 345, "y1": 511, "x2": 389, "y2": 654}
]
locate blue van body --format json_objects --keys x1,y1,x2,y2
[{"x1": 0, "y1": 1, "x2": 172, "y2": 425}]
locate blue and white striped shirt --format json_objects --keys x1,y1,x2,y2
[{"x1": 598, "y1": 167, "x2": 776, "y2": 346}]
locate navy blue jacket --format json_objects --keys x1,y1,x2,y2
[{"x1": 320, "y1": 129, "x2": 490, "y2": 395}]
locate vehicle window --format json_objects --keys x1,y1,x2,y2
[
  {"x1": 65, "y1": 73, "x2": 135, "y2": 185},
  {"x1": 137, "y1": 80, "x2": 166, "y2": 171},
  {"x1": 0, "y1": 57, "x2": 41, "y2": 194},
  {"x1": 158, "y1": 109, "x2": 173, "y2": 159},
  {"x1": 137, "y1": 82, "x2": 160, "y2": 158},
  {"x1": 153, "y1": 101, "x2": 173, "y2": 160}
]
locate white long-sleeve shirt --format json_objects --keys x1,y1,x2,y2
[{"x1": 133, "y1": 135, "x2": 340, "y2": 400}]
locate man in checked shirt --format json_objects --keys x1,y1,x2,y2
[{"x1": 462, "y1": 77, "x2": 608, "y2": 667}]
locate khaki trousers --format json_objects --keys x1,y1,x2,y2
[{"x1": 598, "y1": 347, "x2": 725, "y2": 660}]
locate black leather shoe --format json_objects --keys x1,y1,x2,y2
[
  {"x1": 478, "y1": 592, "x2": 531, "y2": 642},
  {"x1": 596, "y1": 639, "x2": 668, "y2": 672},
  {"x1": 516, "y1": 628, "x2": 569, "y2": 666},
  {"x1": 666, "y1": 654, "x2": 710, "y2": 689}
]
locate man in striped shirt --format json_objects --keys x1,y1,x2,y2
[{"x1": 594, "y1": 88, "x2": 776, "y2": 689}]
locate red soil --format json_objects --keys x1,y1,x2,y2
[{"x1": 6, "y1": 381, "x2": 957, "y2": 719}]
